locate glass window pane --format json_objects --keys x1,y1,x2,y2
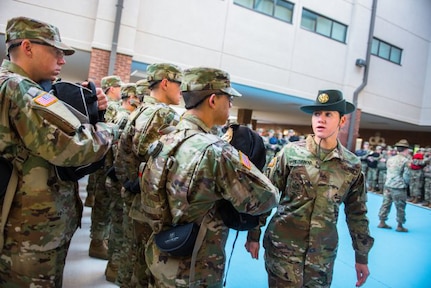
[
  {"x1": 316, "y1": 16, "x2": 331, "y2": 37},
  {"x1": 379, "y1": 42, "x2": 390, "y2": 59},
  {"x1": 274, "y1": 1, "x2": 293, "y2": 22},
  {"x1": 390, "y1": 47, "x2": 402, "y2": 64},
  {"x1": 332, "y1": 22, "x2": 346, "y2": 42},
  {"x1": 301, "y1": 9, "x2": 316, "y2": 31},
  {"x1": 255, "y1": 0, "x2": 274, "y2": 15},
  {"x1": 371, "y1": 38, "x2": 379, "y2": 55},
  {"x1": 234, "y1": 0, "x2": 254, "y2": 9}
]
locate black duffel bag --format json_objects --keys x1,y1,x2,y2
[{"x1": 0, "y1": 157, "x2": 13, "y2": 199}]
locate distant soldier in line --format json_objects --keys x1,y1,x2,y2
[
  {"x1": 378, "y1": 139, "x2": 411, "y2": 232},
  {"x1": 408, "y1": 148, "x2": 426, "y2": 203}
]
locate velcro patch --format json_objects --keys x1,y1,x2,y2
[
  {"x1": 34, "y1": 92, "x2": 58, "y2": 107},
  {"x1": 239, "y1": 151, "x2": 252, "y2": 170}
]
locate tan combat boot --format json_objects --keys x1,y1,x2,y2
[
  {"x1": 105, "y1": 260, "x2": 118, "y2": 283},
  {"x1": 410, "y1": 196, "x2": 419, "y2": 204},
  {"x1": 377, "y1": 221, "x2": 392, "y2": 229},
  {"x1": 396, "y1": 223, "x2": 408, "y2": 232},
  {"x1": 84, "y1": 194, "x2": 95, "y2": 207},
  {"x1": 89, "y1": 239, "x2": 109, "y2": 260}
]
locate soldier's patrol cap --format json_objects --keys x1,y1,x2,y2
[
  {"x1": 5, "y1": 16, "x2": 75, "y2": 56},
  {"x1": 181, "y1": 67, "x2": 242, "y2": 109},
  {"x1": 146, "y1": 63, "x2": 183, "y2": 86},
  {"x1": 121, "y1": 83, "x2": 137, "y2": 99},
  {"x1": 136, "y1": 77, "x2": 150, "y2": 96},
  {"x1": 394, "y1": 139, "x2": 409, "y2": 148},
  {"x1": 101, "y1": 76, "x2": 124, "y2": 90},
  {"x1": 300, "y1": 89, "x2": 355, "y2": 115}
]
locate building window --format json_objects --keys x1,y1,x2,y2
[
  {"x1": 234, "y1": 0, "x2": 294, "y2": 23},
  {"x1": 371, "y1": 38, "x2": 402, "y2": 65},
  {"x1": 300, "y1": 8, "x2": 347, "y2": 43}
]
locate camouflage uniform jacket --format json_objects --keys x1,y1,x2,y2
[
  {"x1": 264, "y1": 135, "x2": 374, "y2": 264},
  {"x1": 384, "y1": 153, "x2": 410, "y2": 189},
  {"x1": 0, "y1": 60, "x2": 113, "y2": 249},
  {"x1": 145, "y1": 113, "x2": 279, "y2": 287},
  {"x1": 104, "y1": 99, "x2": 121, "y2": 124}
]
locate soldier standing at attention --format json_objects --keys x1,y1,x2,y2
[
  {"x1": 378, "y1": 139, "x2": 411, "y2": 232},
  {"x1": 114, "y1": 63, "x2": 183, "y2": 287},
  {"x1": 0, "y1": 16, "x2": 116, "y2": 286},
  {"x1": 142, "y1": 67, "x2": 280, "y2": 287},
  {"x1": 87, "y1": 75, "x2": 124, "y2": 261},
  {"x1": 262, "y1": 90, "x2": 374, "y2": 287},
  {"x1": 104, "y1": 83, "x2": 140, "y2": 282}
]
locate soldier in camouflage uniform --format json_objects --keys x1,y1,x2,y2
[
  {"x1": 0, "y1": 16, "x2": 116, "y2": 287},
  {"x1": 422, "y1": 149, "x2": 431, "y2": 208},
  {"x1": 88, "y1": 75, "x2": 124, "y2": 261},
  {"x1": 378, "y1": 139, "x2": 411, "y2": 232},
  {"x1": 142, "y1": 67, "x2": 280, "y2": 287},
  {"x1": 85, "y1": 75, "x2": 123, "y2": 207},
  {"x1": 114, "y1": 63, "x2": 183, "y2": 287},
  {"x1": 105, "y1": 83, "x2": 139, "y2": 282},
  {"x1": 408, "y1": 148, "x2": 426, "y2": 203},
  {"x1": 263, "y1": 90, "x2": 374, "y2": 287}
]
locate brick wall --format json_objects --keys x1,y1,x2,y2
[{"x1": 87, "y1": 48, "x2": 132, "y2": 87}]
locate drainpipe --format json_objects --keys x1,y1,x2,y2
[
  {"x1": 347, "y1": 0, "x2": 378, "y2": 151},
  {"x1": 108, "y1": 0, "x2": 124, "y2": 75}
]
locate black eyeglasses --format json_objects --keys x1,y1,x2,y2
[{"x1": 7, "y1": 40, "x2": 64, "y2": 59}]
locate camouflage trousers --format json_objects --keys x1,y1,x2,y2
[
  {"x1": 116, "y1": 190, "x2": 137, "y2": 287},
  {"x1": 88, "y1": 167, "x2": 111, "y2": 240},
  {"x1": 105, "y1": 177, "x2": 124, "y2": 265},
  {"x1": 366, "y1": 167, "x2": 378, "y2": 190},
  {"x1": 0, "y1": 238, "x2": 72, "y2": 287},
  {"x1": 424, "y1": 178, "x2": 431, "y2": 202},
  {"x1": 264, "y1": 238, "x2": 335, "y2": 287},
  {"x1": 378, "y1": 170, "x2": 387, "y2": 192},
  {"x1": 409, "y1": 169, "x2": 424, "y2": 197},
  {"x1": 378, "y1": 187, "x2": 407, "y2": 224}
]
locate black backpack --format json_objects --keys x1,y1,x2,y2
[{"x1": 218, "y1": 124, "x2": 266, "y2": 231}]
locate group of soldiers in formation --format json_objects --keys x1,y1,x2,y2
[{"x1": 355, "y1": 141, "x2": 431, "y2": 207}]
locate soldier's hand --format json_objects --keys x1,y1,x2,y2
[
  {"x1": 244, "y1": 240, "x2": 260, "y2": 260},
  {"x1": 355, "y1": 263, "x2": 370, "y2": 287},
  {"x1": 95, "y1": 87, "x2": 108, "y2": 111}
]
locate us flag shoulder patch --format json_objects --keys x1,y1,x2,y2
[
  {"x1": 239, "y1": 151, "x2": 252, "y2": 170},
  {"x1": 34, "y1": 92, "x2": 58, "y2": 107}
]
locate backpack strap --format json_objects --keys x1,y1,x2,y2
[{"x1": 0, "y1": 149, "x2": 28, "y2": 252}]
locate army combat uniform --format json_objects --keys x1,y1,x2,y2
[
  {"x1": 263, "y1": 135, "x2": 374, "y2": 287},
  {"x1": 143, "y1": 113, "x2": 279, "y2": 287},
  {"x1": 0, "y1": 17, "x2": 115, "y2": 286}
]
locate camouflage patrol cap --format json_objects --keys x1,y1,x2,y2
[
  {"x1": 146, "y1": 63, "x2": 183, "y2": 85},
  {"x1": 300, "y1": 89, "x2": 355, "y2": 115},
  {"x1": 5, "y1": 16, "x2": 75, "y2": 56},
  {"x1": 101, "y1": 76, "x2": 124, "y2": 90},
  {"x1": 136, "y1": 77, "x2": 150, "y2": 96},
  {"x1": 121, "y1": 83, "x2": 137, "y2": 99},
  {"x1": 181, "y1": 67, "x2": 242, "y2": 109}
]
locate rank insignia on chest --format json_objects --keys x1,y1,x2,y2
[
  {"x1": 239, "y1": 151, "x2": 252, "y2": 170},
  {"x1": 34, "y1": 92, "x2": 58, "y2": 107}
]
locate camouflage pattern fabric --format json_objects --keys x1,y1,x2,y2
[
  {"x1": 114, "y1": 95, "x2": 180, "y2": 287},
  {"x1": 378, "y1": 153, "x2": 410, "y2": 225},
  {"x1": 101, "y1": 75, "x2": 123, "y2": 90},
  {"x1": 105, "y1": 105, "x2": 132, "y2": 271},
  {"x1": 263, "y1": 135, "x2": 374, "y2": 287},
  {"x1": 146, "y1": 63, "x2": 183, "y2": 84},
  {"x1": 143, "y1": 113, "x2": 279, "y2": 288},
  {"x1": 0, "y1": 60, "x2": 113, "y2": 286},
  {"x1": 423, "y1": 162, "x2": 431, "y2": 202},
  {"x1": 409, "y1": 169, "x2": 424, "y2": 197}
]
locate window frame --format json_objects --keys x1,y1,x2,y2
[
  {"x1": 233, "y1": 0, "x2": 294, "y2": 24},
  {"x1": 371, "y1": 37, "x2": 402, "y2": 65},
  {"x1": 300, "y1": 8, "x2": 348, "y2": 43}
]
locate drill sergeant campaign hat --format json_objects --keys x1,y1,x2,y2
[
  {"x1": 394, "y1": 139, "x2": 410, "y2": 148},
  {"x1": 146, "y1": 63, "x2": 183, "y2": 87},
  {"x1": 181, "y1": 67, "x2": 242, "y2": 109},
  {"x1": 5, "y1": 16, "x2": 75, "y2": 56},
  {"x1": 300, "y1": 89, "x2": 355, "y2": 116},
  {"x1": 121, "y1": 83, "x2": 137, "y2": 99},
  {"x1": 101, "y1": 75, "x2": 124, "y2": 90}
]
